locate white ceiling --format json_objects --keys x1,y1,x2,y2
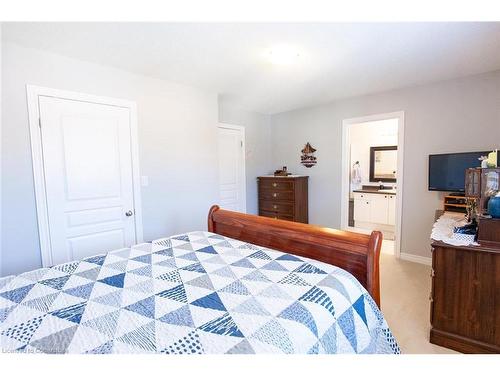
[{"x1": 3, "y1": 22, "x2": 500, "y2": 114}]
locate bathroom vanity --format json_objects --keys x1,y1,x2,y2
[{"x1": 352, "y1": 187, "x2": 396, "y2": 238}]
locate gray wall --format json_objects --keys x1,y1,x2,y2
[
  {"x1": 2, "y1": 38, "x2": 500, "y2": 274},
  {"x1": 218, "y1": 102, "x2": 273, "y2": 214},
  {"x1": 1, "y1": 42, "x2": 219, "y2": 276},
  {"x1": 0, "y1": 26, "x2": 3, "y2": 275},
  {"x1": 271, "y1": 70, "x2": 500, "y2": 259}
]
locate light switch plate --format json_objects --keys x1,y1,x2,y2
[{"x1": 141, "y1": 176, "x2": 149, "y2": 187}]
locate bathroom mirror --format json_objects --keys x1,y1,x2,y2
[{"x1": 370, "y1": 146, "x2": 397, "y2": 182}]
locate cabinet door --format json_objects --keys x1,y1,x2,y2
[
  {"x1": 387, "y1": 195, "x2": 396, "y2": 225},
  {"x1": 370, "y1": 194, "x2": 389, "y2": 224},
  {"x1": 465, "y1": 168, "x2": 481, "y2": 198},
  {"x1": 354, "y1": 197, "x2": 371, "y2": 222}
]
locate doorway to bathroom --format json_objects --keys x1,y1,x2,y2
[{"x1": 341, "y1": 112, "x2": 405, "y2": 257}]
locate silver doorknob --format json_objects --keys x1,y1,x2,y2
[{"x1": 125, "y1": 210, "x2": 133, "y2": 217}]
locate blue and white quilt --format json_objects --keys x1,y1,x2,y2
[{"x1": 0, "y1": 231, "x2": 400, "y2": 354}]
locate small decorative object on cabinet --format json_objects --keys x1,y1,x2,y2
[
  {"x1": 274, "y1": 166, "x2": 291, "y2": 176},
  {"x1": 479, "y1": 155, "x2": 489, "y2": 169},
  {"x1": 258, "y1": 175, "x2": 308, "y2": 223},
  {"x1": 487, "y1": 149, "x2": 498, "y2": 167},
  {"x1": 487, "y1": 192, "x2": 500, "y2": 218},
  {"x1": 451, "y1": 217, "x2": 477, "y2": 245},
  {"x1": 300, "y1": 143, "x2": 317, "y2": 168},
  {"x1": 465, "y1": 197, "x2": 478, "y2": 222}
]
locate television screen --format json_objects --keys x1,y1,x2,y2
[{"x1": 428, "y1": 151, "x2": 489, "y2": 192}]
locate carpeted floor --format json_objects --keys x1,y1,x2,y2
[{"x1": 379, "y1": 249, "x2": 457, "y2": 354}]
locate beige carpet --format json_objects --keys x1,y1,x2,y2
[{"x1": 379, "y1": 250, "x2": 457, "y2": 354}]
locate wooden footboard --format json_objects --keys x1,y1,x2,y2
[{"x1": 208, "y1": 205, "x2": 382, "y2": 307}]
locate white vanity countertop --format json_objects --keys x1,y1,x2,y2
[{"x1": 352, "y1": 189, "x2": 396, "y2": 195}]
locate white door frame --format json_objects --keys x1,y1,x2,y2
[
  {"x1": 217, "y1": 123, "x2": 247, "y2": 213},
  {"x1": 340, "y1": 111, "x2": 405, "y2": 258},
  {"x1": 26, "y1": 85, "x2": 144, "y2": 267}
]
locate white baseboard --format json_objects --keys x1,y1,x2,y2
[{"x1": 399, "y1": 252, "x2": 432, "y2": 266}]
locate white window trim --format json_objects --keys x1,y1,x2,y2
[{"x1": 26, "y1": 85, "x2": 144, "y2": 267}]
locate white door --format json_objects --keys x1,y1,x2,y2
[
  {"x1": 38, "y1": 96, "x2": 138, "y2": 264},
  {"x1": 217, "y1": 125, "x2": 246, "y2": 212}
]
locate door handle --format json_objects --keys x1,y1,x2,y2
[{"x1": 125, "y1": 210, "x2": 134, "y2": 217}]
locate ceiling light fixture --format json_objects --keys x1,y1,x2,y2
[{"x1": 266, "y1": 45, "x2": 301, "y2": 65}]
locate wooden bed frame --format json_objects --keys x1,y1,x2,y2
[{"x1": 208, "y1": 205, "x2": 383, "y2": 307}]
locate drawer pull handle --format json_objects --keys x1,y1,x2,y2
[
  {"x1": 273, "y1": 193, "x2": 278, "y2": 197},
  {"x1": 273, "y1": 205, "x2": 277, "y2": 209},
  {"x1": 272, "y1": 183, "x2": 277, "y2": 187}
]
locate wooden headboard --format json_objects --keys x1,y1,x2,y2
[{"x1": 208, "y1": 205, "x2": 383, "y2": 307}]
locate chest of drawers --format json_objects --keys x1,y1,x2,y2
[
  {"x1": 430, "y1": 241, "x2": 500, "y2": 353},
  {"x1": 257, "y1": 176, "x2": 308, "y2": 223}
]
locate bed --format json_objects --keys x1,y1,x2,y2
[{"x1": 0, "y1": 206, "x2": 399, "y2": 354}]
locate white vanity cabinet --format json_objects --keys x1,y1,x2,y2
[
  {"x1": 387, "y1": 195, "x2": 396, "y2": 225},
  {"x1": 353, "y1": 192, "x2": 396, "y2": 226},
  {"x1": 353, "y1": 193, "x2": 371, "y2": 222}
]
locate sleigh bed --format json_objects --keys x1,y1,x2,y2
[{"x1": 0, "y1": 205, "x2": 398, "y2": 354}]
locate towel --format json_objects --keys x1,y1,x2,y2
[{"x1": 351, "y1": 162, "x2": 362, "y2": 191}]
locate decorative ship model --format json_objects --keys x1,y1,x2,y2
[{"x1": 301, "y1": 142, "x2": 317, "y2": 168}]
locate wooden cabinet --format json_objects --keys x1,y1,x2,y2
[
  {"x1": 430, "y1": 241, "x2": 500, "y2": 353},
  {"x1": 465, "y1": 167, "x2": 500, "y2": 214},
  {"x1": 478, "y1": 218, "x2": 500, "y2": 246},
  {"x1": 258, "y1": 176, "x2": 308, "y2": 223},
  {"x1": 353, "y1": 192, "x2": 396, "y2": 226}
]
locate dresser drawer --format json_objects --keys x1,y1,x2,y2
[
  {"x1": 259, "y1": 210, "x2": 294, "y2": 221},
  {"x1": 259, "y1": 200, "x2": 294, "y2": 215},
  {"x1": 259, "y1": 179, "x2": 294, "y2": 191},
  {"x1": 257, "y1": 175, "x2": 308, "y2": 224},
  {"x1": 259, "y1": 189, "x2": 294, "y2": 201},
  {"x1": 353, "y1": 192, "x2": 371, "y2": 200}
]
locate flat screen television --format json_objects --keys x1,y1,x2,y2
[{"x1": 428, "y1": 151, "x2": 489, "y2": 192}]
